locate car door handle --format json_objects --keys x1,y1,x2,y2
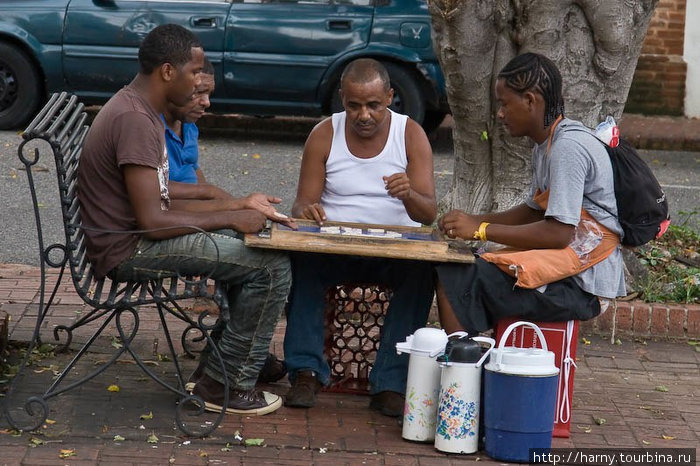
[
  {"x1": 191, "y1": 16, "x2": 218, "y2": 28},
  {"x1": 327, "y1": 20, "x2": 352, "y2": 30}
]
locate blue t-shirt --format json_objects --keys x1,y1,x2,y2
[{"x1": 162, "y1": 115, "x2": 199, "y2": 184}]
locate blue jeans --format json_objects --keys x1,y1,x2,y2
[
  {"x1": 111, "y1": 229, "x2": 291, "y2": 391},
  {"x1": 284, "y1": 253, "x2": 434, "y2": 394}
]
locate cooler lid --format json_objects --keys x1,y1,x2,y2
[{"x1": 485, "y1": 347, "x2": 559, "y2": 376}]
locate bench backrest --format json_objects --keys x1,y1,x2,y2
[{"x1": 18, "y1": 92, "x2": 204, "y2": 310}]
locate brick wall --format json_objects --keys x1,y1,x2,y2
[{"x1": 625, "y1": 0, "x2": 687, "y2": 115}]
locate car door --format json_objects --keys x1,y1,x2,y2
[
  {"x1": 223, "y1": 0, "x2": 374, "y2": 114},
  {"x1": 62, "y1": 0, "x2": 231, "y2": 102}
]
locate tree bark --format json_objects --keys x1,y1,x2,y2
[{"x1": 429, "y1": 0, "x2": 658, "y2": 214}]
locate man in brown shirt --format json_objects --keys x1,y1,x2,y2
[{"x1": 78, "y1": 24, "x2": 292, "y2": 416}]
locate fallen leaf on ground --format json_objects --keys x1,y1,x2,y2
[
  {"x1": 661, "y1": 435, "x2": 676, "y2": 440},
  {"x1": 107, "y1": 384, "x2": 120, "y2": 392},
  {"x1": 113, "y1": 435, "x2": 125, "y2": 442},
  {"x1": 252, "y1": 153, "x2": 261, "y2": 159},
  {"x1": 147, "y1": 433, "x2": 159, "y2": 444},
  {"x1": 594, "y1": 417, "x2": 606, "y2": 425},
  {"x1": 642, "y1": 440, "x2": 650, "y2": 445},
  {"x1": 59, "y1": 449, "x2": 76, "y2": 459},
  {"x1": 140, "y1": 411, "x2": 153, "y2": 420},
  {"x1": 582, "y1": 337, "x2": 591, "y2": 345},
  {"x1": 199, "y1": 450, "x2": 208, "y2": 457},
  {"x1": 45, "y1": 419, "x2": 56, "y2": 425},
  {"x1": 29, "y1": 437, "x2": 44, "y2": 446},
  {"x1": 655, "y1": 385, "x2": 669, "y2": 392},
  {"x1": 244, "y1": 438, "x2": 264, "y2": 447}
]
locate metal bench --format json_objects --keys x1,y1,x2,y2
[{"x1": 1, "y1": 92, "x2": 229, "y2": 437}]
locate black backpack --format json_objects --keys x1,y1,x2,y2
[{"x1": 566, "y1": 129, "x2": 670, "y2": 246}]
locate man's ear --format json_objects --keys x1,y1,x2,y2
[
  {"x1": 160, "y1": 63, "x2": 176, "y2": 83},
  {"x1": 386, "y1": 88, "x2": 394, "y2": 106}
]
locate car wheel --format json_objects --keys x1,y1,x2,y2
[
  {"x1": 329, "y1": 61, "x2": 426, "y2": 124},
  {"x1": 0, "y1": 43, "x2": 43, "y2": 130},
  {"x1": 421, "y1": 110, "x2": 448, "y2": 134}
]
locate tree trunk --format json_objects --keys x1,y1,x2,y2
[{"x1": 429, "y1": 0, "x2": 658, "y2": 214}]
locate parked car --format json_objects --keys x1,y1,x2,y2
[{"x1": 0, "y1": 0, "x2": 449, "y2": 131}]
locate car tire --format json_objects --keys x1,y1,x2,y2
[
  {"x1": 0, "y1": 43, "x2": 43, "y2": 130},
  {"x1": 421, "y1": 110, "x2": 448, "y2": 134},
  {"x1": 329, "y1": 61, "x2": 426, "y2": 125}
]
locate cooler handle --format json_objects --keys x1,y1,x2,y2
[
  {"x1": 472, "y1": 336, "x2": 496, "y2": 368},
  {"x1": 494, "y1": 321, "x2": 548, "y2": 368}
]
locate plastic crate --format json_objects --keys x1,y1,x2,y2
[{"x1": 323, "y1": 283, "x2": 392, "y2": 394}]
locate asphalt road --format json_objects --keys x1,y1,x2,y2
[{"x1": 0, "y1": 118, "x2": 697, "y2": 266}]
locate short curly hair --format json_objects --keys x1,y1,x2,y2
[{"x1": 138, "y1": 24, "x2": 203, "y2": 75}]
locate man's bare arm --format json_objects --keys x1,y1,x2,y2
[
  {"x1": 291, "y1": 119, "x2": 333, "y2": 224},
  {"x1": 124, "y1": 165, "x2": 266, "y2": 239},
  {"x1": 384, "y1": 118, "x2": 437, "y2": 225}
]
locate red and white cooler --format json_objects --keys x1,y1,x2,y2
[{"x1": 494, "y1": 318, "x2": 579, "y2": 438}]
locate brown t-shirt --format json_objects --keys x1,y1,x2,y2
[{"x1": 78, "y1": 85, "x2": 170, "y2": 278}]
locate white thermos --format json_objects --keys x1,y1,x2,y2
[
  {"x1": 396, "y1": 327, "x2": 449, "y2": 442},
  {"x1": 434, "y1": 334, "x2": 495, "y2": 454}
]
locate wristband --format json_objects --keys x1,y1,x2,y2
[{"x1": 473, "y1": 222, "x2": 490, "y2": 241}]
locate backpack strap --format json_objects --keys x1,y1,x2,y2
[{"x1": 559, "y1": 126, "x2": 619, "y2": 221}]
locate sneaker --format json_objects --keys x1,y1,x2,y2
[
  {"x1": 369, "y1": 391, "x2": 405, "y2": 417},
  {"x1": 284, "y1": 370, "x2": 323, "y2": 408},
  {"x1": 185, "y1": 352, "x2": 287, "y2": 392},
  {"x1": 192, "y1": 373, "x2": 282, "y2": 416}
]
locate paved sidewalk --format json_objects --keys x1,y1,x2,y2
[{"x1": 0, "y1": 264, "x2": 698, "y2": 465}]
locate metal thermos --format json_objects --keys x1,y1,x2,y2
[
  {"x1": 396, "y1": 327, "x2": 449, "y2": 442},
  {"x1": 434, "y1": 334, "x2": 495, "y2": 454}
]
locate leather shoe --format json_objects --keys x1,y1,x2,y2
[
  {"x1": 284, "y1": 370, "x2": 323, "y2": 408},
  {"x1": 185, "y1": 352, "x2": 287, "y2": 392},
  {"x1": 192, "y1": 373, "x2": 282, "y2": 416},
  {"x1": 369, "y1": 391, "x2": 405, "y2": 417}
]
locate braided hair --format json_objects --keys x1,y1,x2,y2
[{"x1": 498, "y1": 53, "x2": 565, "y2": 127}]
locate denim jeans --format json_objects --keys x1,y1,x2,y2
[
  {"x1": 284, "y1": 253, "x2": 434, "y2": 394},
  {"x1": 112, "y1": 229, "x2": 291, "y2": 391}
]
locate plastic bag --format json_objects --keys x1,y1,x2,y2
[{"x1": 594, "y1": 116, "x2": 619, "y2": 148}]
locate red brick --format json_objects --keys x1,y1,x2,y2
[
  {"x1": 668, "y1": 306, "x2": 686, "y2": 337},
  {"x1": 651, "y1": 306, "x2": 669, "y2": 335},
  {"x1": 616, "y1": 303, "x2": 633, "y2": 332},
  {"x1": 595, "y1": 305, "x2": 615, "y2": 332},
  {"x1": 633, "y1": 304, "x2": 651, "y2": 334},
  {"x1": 687, "y1": 307, "x2": 700, "y2": 337}
]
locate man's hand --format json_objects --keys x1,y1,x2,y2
[
  {"x1": 300, "y1": 203, "x2": 327, "y2": 225},
  {"x1": 383, "y1": 172, "x2": 412, "y2": 200},
  {"x1": 243, "y1": 193, "x2": 297, "y2": 229},
  {"x1": 438, "y1": 210, "x2": 481, "y2": 240},
  {"x1": 226, "y1": 209, "x2": 267, "y2": 234}
]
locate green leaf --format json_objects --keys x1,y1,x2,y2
[
  {"x1": 113, "y1": 435, "x2": 125, "y2": 442},
  {"x1": 243, "y1": 438, "x2": 264, "y2": 447},
  {"x1": 594, "y1": 417, "x2": 606, "y2": 425},
  {"x1": 480, "y1": 130, "x2": 489, "y2": 141},
  {"x1": 655, "y1": 385, "x2": 669, "y2": 392},
  {"x1": 140, "y1": 411, "x2": 153, "y2": 420},
  {"x1": 146, "y1": 433, "x2": 159, "y2": 444}
]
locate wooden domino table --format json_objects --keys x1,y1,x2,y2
[{"x1": 244, "y1": 219, "x2": 474, "y2": 263}]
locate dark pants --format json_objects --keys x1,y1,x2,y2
[
  {"x1": 436, "y1": 258, "x2": 600, "y2": 334},
  {"x1": 284, "y1": 253, "x2": 434, "y2": 394}
]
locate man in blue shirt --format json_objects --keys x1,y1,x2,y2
[{"x1": 162, "y1": 59, "x2": 288, "y2": 386}]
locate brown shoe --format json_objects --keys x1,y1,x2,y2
[
  {"x1": 369, "y1": 391, "x2": 405, "y2": 417},
  {"x1": 192, "y1": 374, "x2": 282, "y2": 416},
  {"x1": 186, "y1": 352, "x2": 286, "y2": 392},
  {"x1": 284, "y1": 370, "x2": 323, "y2": 408},
  {"x1": 257, "y1": 353, "x2": 288, "y2": 384}
]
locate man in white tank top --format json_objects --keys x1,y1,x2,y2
[{"x1": 284, "y1": 59, "x2": 437, "y2": 417}]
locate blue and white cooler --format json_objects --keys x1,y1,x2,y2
[{"x1": 483, "y1": 321, "x2": 560, "y2": 463}]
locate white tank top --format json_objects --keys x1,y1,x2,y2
[{"x1": 321, "y1": 110, "x2": 419, "y2": 227}]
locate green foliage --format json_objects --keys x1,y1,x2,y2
[{"x1": 633, "y1": 214, "x2": 699, "y2": 304}]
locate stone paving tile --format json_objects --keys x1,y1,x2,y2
[{"x1": 2, "y1": 265, "x2": 699, "y2": 464}]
